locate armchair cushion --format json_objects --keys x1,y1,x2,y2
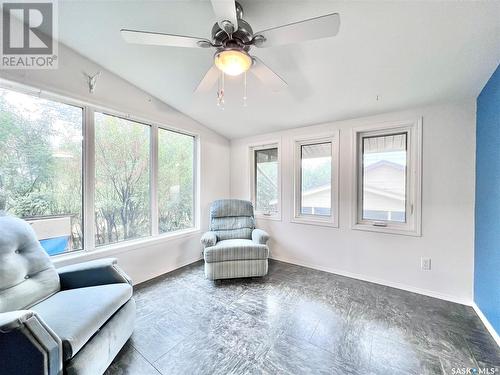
[
  {"x1": 0, "y1": 215, "x2": 60, "y2": 313},
  {"x1": 200, "y1": 231, "x2": 217, "y2": 248},
  {"x1": 210, "y1": 216, "x2": 255, "y2": 241},
  {"x1": 210, "y1": 199, "x2": 254, "y2": 218},
  {"x1": 209, "y1": 199, "x2": 255, "y2": 240},
  {"x1": 57, "y1": 258, "x2": 131, "y2": 290},
  {"x1": 31, "y1": 283, "x2": 132, "y2": 361},
  {"x1": 204, "y1": 239, "x2": 269, "y2": 263},
  {"x1": 252, "y1": 229, "x2": 270, "y2": 245}
]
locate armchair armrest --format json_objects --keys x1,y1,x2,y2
[
  {"x1": 0, "y1": 310, "x2": 62, "y2": 375},
  {"x1": 252, "y1": 229, "x2": 270, "y2": 245},
  {"x1": 57, "y1": 258, "x2": 132, "y2": 290},
  {"x1": 201, "y1": 231, "x2": 217, "y2": 248}
]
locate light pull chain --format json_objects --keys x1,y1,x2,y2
[
  {"x1": 217, "y1": 71, "x2": 225, "y2": 109},
  {"x1": 215, "y1": 71, "x2": 249, "y2": 107},
  {"x1": 243, "y1": 71, "x2": 247, "y2": 107}
]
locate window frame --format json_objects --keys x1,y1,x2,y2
[
  {"x1": 0, "y1": 79, "x2": 200, "y2": 258},
  {"x1": 351, "y1": 119, "x2": 422, "y2": 236},
  {"x1": 249, "y1": 141, "x2": 282, "y2": 221},
  {"x1": 156, "y1": 126, "x2": 197, "y2": 235},
  {"x1": 291, "y1": 132, "x2": 339, "y2": 227},
  {"x1": 0, "y1": 82, "x2": 86, "y2": 254},
  {"x1": 93, "y1": 111, "x2": 153, "y2": 245}
]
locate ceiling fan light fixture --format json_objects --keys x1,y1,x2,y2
[{"x1": 214, "y1": 49, "x2": 252, "y2": 76}]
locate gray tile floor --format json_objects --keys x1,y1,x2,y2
[{"x1": 105, "y1": 260, "x2": 500, "y2": 375}]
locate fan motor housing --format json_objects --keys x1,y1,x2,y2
[{"x1": 211, "y1": 18, "x2": 253, "y2": 52}]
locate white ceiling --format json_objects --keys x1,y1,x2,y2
[{"x1": 58, "y1": 1, "x2": 500, "y2": 139}]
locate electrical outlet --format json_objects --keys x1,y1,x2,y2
[{"x1": 421, "y1": 257, "x2": 431, "y2": 271}]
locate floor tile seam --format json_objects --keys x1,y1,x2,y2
[
  {"x1": 412, "y1": 333, "x2": 479, "y2": 366},
  {"x1": 141, "y1": 333, "x2": 188, "y2": 365},
  {"x1": 127, "y1": 344, "x2": 164, "y2": 375},
  {"x1": 213, "y1": 333, "x2": 276, "y2": 365},
  {"x1": 182, "y1": 282, "x2": 247, "y2": 307},
  {"x1": 462, "y1": 333, "x2": 483, "y2": 369}
]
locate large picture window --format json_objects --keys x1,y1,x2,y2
[
  {"x1": 0, "y1": 87, "x2": 83, "y2": 255},
  {"x1": 353, "y1": 120, "x2": 422, "y2": 236},
  {"x1": 158, "y1": 128, "x2": 195, "y2": 233},
  {"x1": 251, "y1": 144, "x2": 280, "y2": 218},
  {"x1": 0, "y1": 84, "x2": 198, "y2": 256},
  {"x1": 94, "y1": 113, "x2": 151, "y2": 246}
]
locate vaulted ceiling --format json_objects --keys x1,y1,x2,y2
[{"x1": 58, "y1": 1, "x2": 500, "y2": 138}]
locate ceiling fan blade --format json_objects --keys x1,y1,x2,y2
[
  {"x1": 253, "y1": 13, "x2": 340, "y2": 48},
  {"x1": 250, "y1": 57, "x2": 287, "y2": 92},
  {"x1": 211, "y1": 0, "x2": 238, "y2": 34},
  {"x1": 194, "y1": 65, "x2": 220, "y2": 93},
  {"x1": 121, "y1": 29, "x2": 211, "y2": 48}
]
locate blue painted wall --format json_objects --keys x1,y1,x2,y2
[{"x1": 475, "y1": 64, "x2": 500, "y2": 335}]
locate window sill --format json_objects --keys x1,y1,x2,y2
[
  {"x1": 351, "y1": 223, "x2": 421, "y2": 237},
  {"x1": 52, "y1": 227, "x2": 200, "y2": 267},
  {"x1": 255, "y1": 213, "x2": 282, "y2": 222},
  {"x1": 291, "y1": 216, "x2": 338, "y2": 228}
]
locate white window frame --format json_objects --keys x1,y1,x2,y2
[
  {"x1": 249, "y1": 141, "x2": 282, "y2": 220},
  {"x1": 156, "y1": 126, "x2": 198, "y2": 235},
  {"x1": 351, "y1": 118, "x2": 422, "y2": 236},
  {"x1": 0, "y1": 79, "x2": 200, "y2": 258},
  {"x1": 291, "y1": 131, "x2": 339, "y2": 227}
]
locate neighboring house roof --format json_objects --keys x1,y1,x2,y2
[
  {"x1": 270, "y1": 160, "x2": 406, "y2": 207},
  {"x1": 300, "y1": 160, "x2": 405, "y2": 203},
  {"x1": 364, "y1": 160, "x2": 405, "y2": 173},
  {"x1": 302, "y1": 185, "x2": 331, "y2": 197}
]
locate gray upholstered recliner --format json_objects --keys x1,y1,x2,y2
[
  {"x1": 0, "y1": 214, "x2": 135, "y2": 375},
  {"x1": 201, "y1": 199, "x2": 270, "y2": 280}
]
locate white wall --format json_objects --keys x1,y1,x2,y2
[
  {"x1": 0, "y1": 42, "x2": 230, "y2": 284},
  {"x1": 231, "y1": 101, "x2": 476, "y2": 304}
]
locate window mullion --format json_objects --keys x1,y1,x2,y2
[
  {"x1": 150, "y1": 125, "x2": 159, "y2": 236},
  {"x1": 83, "y1": 106, "x2": 96, "y2": 251}
]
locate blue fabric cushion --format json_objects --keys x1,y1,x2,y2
[
  {"x1": 204, "y1": 239, "x2": 269, "y2": 263},
  {"x1": 31, "y1": 283, "x2": 132, "y2": 361}
]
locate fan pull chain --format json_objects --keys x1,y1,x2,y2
[
  {"x1": 217, "y1": 72, "x2": 225, "y2": 109},
  {"x1": 243, "y1": 71, "x2": 247, "y2": 107}
]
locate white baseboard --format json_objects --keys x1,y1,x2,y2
[
  {"x1": 134, "y1": 256, "x2": 203, "y2": 286},
  {"x1": 270, "y1": 255, "x2": 472, "y2": 306},
  {"x1": 471, "y1": 302, "x2": 500, "y2": 347}
]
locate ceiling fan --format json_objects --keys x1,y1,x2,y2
[{"x1": 121, "y1": 0, "x2": 340, "y2": 95}]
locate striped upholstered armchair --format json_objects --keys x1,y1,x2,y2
[{"x1": 201, "y1": 199, "x2": 270, "y2": 280}]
